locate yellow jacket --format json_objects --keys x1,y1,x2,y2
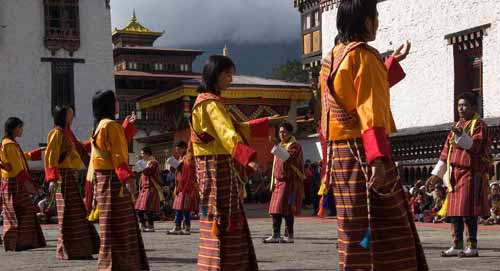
[
  {"x1": 191, "y1": 93, "x2": 269, "y2": 167},
  {"x1": 0, "y1": 138, "x2": 41, "y2": 178},
  {"x1": 44, "y1": 127, "x2": 85, "y2": 181}
]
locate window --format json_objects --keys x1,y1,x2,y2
[
  {"x1": 51, "y1": 61, "x2": 75, "y2": 109},
  {"x1": 313, "y1": 30, "x2": 321, "y2": 52},
  {"x1": 44, "y1": 0, "x2": 80, "y2": 56},
  {"x1": 154, "y1": 63, "x2": 164, "y2": 71},
  {"x1": 446, "y1": 25, "x2": 489, "y2": 120},
  {"x1": 303, "y1": 34, "x2": 312, "y2": 55},
  {"x1": 128, "y1": 62, "x2": 138, "y2": 70},
  {"x1": 303, "y1": 14, "x2": 311, "y2": 30},
  {"x1": 314, "y1": 11, "x2": 320, "y2": 27}
]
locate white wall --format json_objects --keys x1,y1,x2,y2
[
  {"x1": 322, "y1": 0, "x2": 500, "y2": 129},
  {"x1": 0, "y1": 0, "x2": 114, "y2": 169}
]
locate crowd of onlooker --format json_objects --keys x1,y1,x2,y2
[{"x1": 406, "y1": 179, "x2": 500, "y2": 225}]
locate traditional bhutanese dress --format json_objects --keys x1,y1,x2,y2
[
  {"x1": 172, "y1": 145, "x2": 198, "y2": 212},
  {"x1": 269, "y1": 138, "x2": 305, "y2": 216},
  {"x1": 0, "y1": 138, "x2": 46, "y2": 251},
  {"x1": 89, "y1": 119, "x2": 149, "y2": 271},
  {"x1": 44, "y1": 126, "x2": 100, "y2": 259},
  {"x1": 433, "y1": 116, "x2": 491, "y2": 217},
  {"x1": 135, "y1": 159, "x2": 162, "y2": 213},
  {"x1": 320, "y1": 42, "x2": 428, "y2": 271},
  {"x1": 192, "y1": 92, "x2": 269, "y2": 271}
]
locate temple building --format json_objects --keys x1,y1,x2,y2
[
  {"x1": 111, "y1": 10, "x2": 203, "y2": 120},
  {"x1": 0, "y1": 0, "x2": 115, "y2": 170},
  {"x1": 294, "y1": 0, "x2": 500, "y2": 183}
]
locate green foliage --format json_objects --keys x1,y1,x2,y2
[{"x1": 270, "y1": 59, "x2": 309, "y2": 83}]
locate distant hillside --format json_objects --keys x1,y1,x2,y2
[{"x1": 175, "y1": 40, "x2": 302, "y2": 78}]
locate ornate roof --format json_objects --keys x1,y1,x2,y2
[{"x1": 113, "y1": 10, "x2": 163, "y2": 36}]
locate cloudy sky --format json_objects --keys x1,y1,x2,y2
[{"x1": 110, "y1": 0, "x2": 300, "y2": 48}]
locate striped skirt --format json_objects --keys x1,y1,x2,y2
[
  {"x1": 446, "y1": 167, "x2": 489, "y2": 217},
  {"x1": 195, "y1": 155, "x2": 258, "y2": 271},
  {"x1": 95, "y1": 170, "x2": 149, "y2": 271},
  {"x1": 135, "y1": 187, "x2": 160, "y2": 212},
  {"x1": 329, "y1": 140, "x2": 428, "y2": 271},
  {"x1": 1, "y1": 177, "x2": 46, "y2": 251},
  {"x1": 268, "y1": 181, "x2": 302, "y2": 216},
  {"x1": 55, "y1": 169, "x2": 100, "y2": 259},
  {"x1": 172, "y1": 190, "x2": 196, "y2": 212}
]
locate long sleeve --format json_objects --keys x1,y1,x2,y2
[
  {"x1": 122, "y1": 118, "x2": 138, "y2": 142},
  {"x1": 44, "y1": 129, "x2": 63, "y2": 181},
  {"x1": 385, "y1": 56, "x2": 406, "y2": 87},
  {"x1": 353, "y1": 52, "x2": 393, "y2": 165},
  {"x1": 25, "y1": 147, "x2": 43, "y2": 161},
  {"x1": 205, "y1": 101, "x2": 256, "y2": 167},
  {"x1": 103, "y1": 122, "x2": 133, "y2": 183},
  {"x1": 238, "y1": 117, "x2": 270, "y2": 139}
]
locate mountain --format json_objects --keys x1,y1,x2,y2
[{"x1": 176, "y1": 40, "x2": 302, "y2": 78}]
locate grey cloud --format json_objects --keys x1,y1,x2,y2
[{"x1": 110, "y1": 0, "x2": 300, "y2": 47}]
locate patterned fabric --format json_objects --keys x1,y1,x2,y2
[
  {"x1": 319, "y1": 42, "x2": 366, "y2": 134},
  {"x1": 1, "y1": 177, "x2": 46, "y2": 251},
  {"x1": 135, "y1": 160, "x2": 161, "y2": 212},
  {"x1": 269, "y1": 141, "x2": 304, "y2": 216},
  {"x1": 439, "y1": 118, "x2": 492, "y2": 174},
  {"x1": 446, "y1": 167, "x2": 489, "y2": 217},
  {"x1": 95, "y1": 170, "x2": 149, "y2": 271},
  {"x1": 173, "y1": 150, "x2": 198, "y2": 212},
  {"x1": 330, "y1": 140, "x2": 428, "y2": 271},
  {"x1": 195, "y1": 155, "x2": 258, "y2": 271},
  {"x1": 55, "y1": 169, "x2": 100, "y2": 259}
]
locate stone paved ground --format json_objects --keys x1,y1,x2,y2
[{"x1": 1, "y1": 204, "x2": 500, "y2": 271}]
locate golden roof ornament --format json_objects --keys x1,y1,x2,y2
[{"x1": 113, "y1": 9, "x2": 163, "y2": 36}]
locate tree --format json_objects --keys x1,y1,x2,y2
[{"x1": 270, "y1": 59, "x2": 309, "y2": 83}]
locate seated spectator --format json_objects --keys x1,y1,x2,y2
[
  {"x1": 485, "y1": 182, "x2": 500, "y2": 225},
  {"x1": 413, "y1": 190, "x2": 433, "y2": 222},
  {"x1": 432, "y1": 185, "x2": 446, "y2": 223}
]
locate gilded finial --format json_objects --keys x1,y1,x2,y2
[
  {"x1": 132, "y1": 9, "x2": 137, "y2": 22},
  {"x1": 223, "y1": 44, "x2": 229, "y2": 57}
]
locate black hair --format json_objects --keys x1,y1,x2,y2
[
  {"x1": 336, "y1": 0, "x2": 378, "y2": 43},
  {"x1": 3, "y1": 117, "x2": 23, "y2": 140},
  {"x1": 197, "y1": 55, "x2": 236, "y2": 94},
  {"x1": 52, "y1": 105, "x2": 74, "y2": 128},
  {"x1": 457, "y1": 92, "x2": 479, "y2": 108},
  {"x1": 92, "y1": 90, "x2": 116, "y2": 128},
  {"x1": 278, "y1": 121, "x2": 294, "y2": 133},
  {"x1": 142, "y1": 146, "x2": 152, "y2": 156},
  {"x1": 175, "y1": 140, "x2": 188, "y2": 149}
]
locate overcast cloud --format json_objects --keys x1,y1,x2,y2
[{"x1": 110, "y1": 0, "x2": 300, "y2": 47}]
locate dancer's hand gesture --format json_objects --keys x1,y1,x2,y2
[{"x1": 392, "y1": 40, "x2": 411, "y2": 62}]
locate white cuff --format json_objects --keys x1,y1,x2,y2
[
  {"x1": 454, "y1": 132, "x2": 473, "y2": 150},
  {"x1": 431, "y1": 160, "x2": 447, "y2": 178},
  {"x1": 271, "y1": 145, "x2": 290, "y2": 162}
]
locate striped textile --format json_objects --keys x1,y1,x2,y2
[
  {"x1": 268, "y1": 181, "x2": 301, "y2": 216},
  {"x1": 172, "y1": 190, "x2": 195, "y2": 211},
  {"x1": 135, "y1": 187, "x2": 160, "y2": 212},
  {"x1": 330, "y1": 140, "x2": 428, "y2": 271},
  {"x1": 1, "y1": 177, "x2": 46, "y2": 251},
  {"x1": 95, "y1": 170, "x2": 149, "y2": 271},
  {"x1": 446, "y1": 167, "x2": 489, "y2": 217},
  {"x1": 195, "y1": 155, "x2": 258, "y2": 271},
  {"x1": 55, "y1": 169, "x2": 100, "y2": 259}
]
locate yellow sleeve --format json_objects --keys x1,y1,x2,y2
[
  {"x1": 45, "y1": 129, "x2": 63, "y2": 169},
  {"x1": 353, "y1": 51, "x2": 390, "y2": 133},
  {"x1": 204, "y1": 101, "x2": 243, "y2": 154},
  {"x1": 104, "y1": 122, "x2": 129, "y2": 169}
]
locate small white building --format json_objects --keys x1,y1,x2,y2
[{"x1": 0, "y1": 0, "x2": 115, "y2": 169}]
